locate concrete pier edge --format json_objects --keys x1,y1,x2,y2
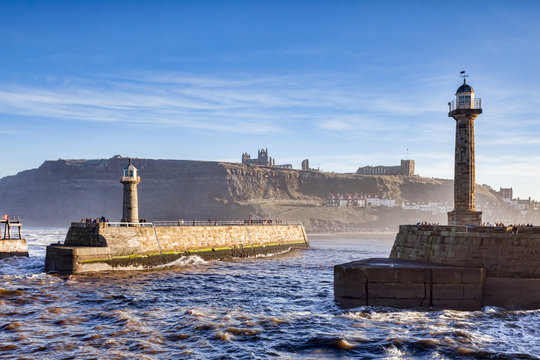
[
  {"x1": 45, "y1": 222, "x2": 309, "y2": 274},
  {"x1": 0, "y1": 239, "x2": 29, "y2": 260},
  {"x1": 334, "y1": 225, "x2": 540, "y2": 310}
]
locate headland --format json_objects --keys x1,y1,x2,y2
[{"x1": 0, "y1": 157, "x2": 530, "y2": 233}]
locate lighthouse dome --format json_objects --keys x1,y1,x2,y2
[
  {"x1": 456, "y1": 80, "x2": 474, "y2": 94},
  {"x1": 123, "y1": 159, "x2": 137, "y2": 178}
]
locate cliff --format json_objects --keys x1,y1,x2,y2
[{"x1": 0, "y1": 157, "x2": 514, "y2": 232}]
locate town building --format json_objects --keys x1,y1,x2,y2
[
  {"x1": 402, "y1": 201, "x2": 451, "y2": 214},
  {"x1": 356, "y1": 159, "x2": 415, "y2": 176},
  {"x1": 497, "y1": 187, "x2": 513, "y2": 200},
  {"x1": 326, "y1": 193, "x2": 395, "y2": 208}
]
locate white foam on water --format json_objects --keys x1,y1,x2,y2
[
  {"x1": 91, "y1": 255, "x2": 209, "y2": 272},
  {"x1": 0, "y1": 256, "x2": 44, "y2": 276},
  {"x1": 155, "y1": 255, "x2": 207, "y2": 269},
  {"x1": 0, "y1": 228, "x2": 66, "y2": 279},
  {"x1": 383, "y1": 345, "x2": 406, "y2": 359},
  {"x1": 254, "y1": 247, "x2": 292, "y2": 258}
]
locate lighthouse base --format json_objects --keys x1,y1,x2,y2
[{"x1": 448, "y1": 209, "x2": 482, "y2": 226}]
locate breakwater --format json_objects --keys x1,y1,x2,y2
[
  {"x1": 0, "y1": 239, "x2": 28, "y2": 259},
  {"x1": 45, "y1": 221, "x2": 308, "y2": 274},
  {"x1": 335, "y1": 225, "x2": 540, "y2": 309},
  {"x1": 390, "y1": 224, "x2": 540, "y2": 278}
]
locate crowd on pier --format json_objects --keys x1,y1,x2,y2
[
  {"x1": 81, "y1": 216, "x2": 108, "y2": 223},
  {"x1": 482, "y1": 222, "x2": 534, "y2": 227}
]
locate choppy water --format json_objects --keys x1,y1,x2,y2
[{"x1": 0, "y1": 229, "x2": 538, "y2": 359}]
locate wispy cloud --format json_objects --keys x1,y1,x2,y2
[{"x1": 0, "y1": 71, "x2": 455, "y2": 136}]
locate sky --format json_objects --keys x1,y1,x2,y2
[{"x1": 1, "y1": 0, "x2": 540, "y2": 200}]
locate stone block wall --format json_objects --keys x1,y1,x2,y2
[
  {"x1": 448, "y1": 209, "x2": 482, "y2": 226},
  {"x1": 334, "y1": 258, "x2": 485, "y2": 310},
  {"x1": 64, "y1": 223, "x2": 307, "y2": 257},
  {"x1": 65, "y1": 223, "x2": 107, "y2": 247},
  {"x1": 390, "y1": 225, "x2": 540, "y2": 278},
  {"x1": 0, "y1": 239, "x2": 29, "y2": 259}
]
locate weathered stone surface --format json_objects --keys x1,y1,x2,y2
[
  {"x1": 431, "y1": 299, "x2": 480, "y2": 311},
  {"x1": 333, "y1": 263, "x2": 369, "y2": 301},
  {"x1": 369, "y1": 283, "x2": 425, "y2": 299},
  {"x1": 448, "y1": 109, "x2": 482, "y2": 226},
  {"x1": 390, "y1": 225, "x2": 540, "y2": 278},
  {"x1": 0, "y1": 239, "x2": 29, "y2": 259},
  {"x1": 483, "y1": 277, "x2": 540, "y2": 309},
  {"x1": 334, "y1": 258, "x2": 485, "y2": 310},
  {"x1": 432, "y1": 284, "x2": 464, "y2": 300},
  {"x1": 47, "y1": 223, "x2": 309, "y2": 274},
  {"x1": 368, "y1": 298, "x2": 424, "y2": 308},
  {"x1": 121, "y1": 180, "x2": 140, "y2": 223}
]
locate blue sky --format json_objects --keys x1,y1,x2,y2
[{"x1": 1, "y1": 1, "x2": 540, "y2": 200}]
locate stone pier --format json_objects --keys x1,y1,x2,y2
[
  {"x1": 46, "y1": 222, "x2": 309, "y2": 274},
  {"x1": 0, "y1": 218, "x2": 28, "y2": 259},
  {"x1": 335, "y1": 258, "x2": 485, "y2": 310},
  {"x1": 335, "y1": 225, "x2": 540, "y2": 310}
]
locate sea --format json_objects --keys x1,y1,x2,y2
[{"x1": 0, "y1": 229, "x2": 538, "y2": 359}]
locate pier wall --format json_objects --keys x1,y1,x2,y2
[
  {"x1": 46, "y1": 222, "x2": 308, "y2": 274},
  {"x1": 64, "y1": 222, "x2": 307, "y2": 257},
  {"x1": 0, "y1": 239, "x2": 29, "y2": 259},
  {"x1": 336, "y1": 224, "x2": 540, "y2": 309},
  {"x1": 334, "y1": 259, "x2": 486, "y2": 310},
  {"x1": 390, "y1": 225, "x2": 540, "y2": 278}
]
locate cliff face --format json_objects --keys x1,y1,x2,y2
[{"x1": 0, "y1": 157, "x2": 507, "y2": 231}]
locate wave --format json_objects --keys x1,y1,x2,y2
[{"x1": 0, "y1": 256, "x2": 44, "y2": 277}]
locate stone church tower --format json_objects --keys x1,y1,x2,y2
[
  {"x1": 447, "y1": 76, "x2": 482, "y2": 225},
  {"x1": 120, "y1": 159, "x2": 140, "y2": 223}
]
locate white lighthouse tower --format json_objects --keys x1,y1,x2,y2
[{"x1": 120, "y1": 159, "x2": 140, "y2": 223}]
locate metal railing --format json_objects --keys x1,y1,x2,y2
[
  {"x1": 449, "y1": 98, "x2": 481, "y2": 112},
  {"x1": 71, "y1": 220, "x2": 302, "y2": 228},
  {"x1": 1, "y1": 215, "x2": 21, "y2": 222},
  {"x1": 106, "y1": 222, "x2": 154, "y2": 227},
  {"x1": 154, "y1": 220, "x2": 302, "y2": 227},
  {"x1": 71, "y1": 221, "x2": 152, "y2": 228}
]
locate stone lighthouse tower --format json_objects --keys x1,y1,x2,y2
[
  {"x1": 120, "y1": 159, "x2": 140, "y2": 223},
  {"x1": 447, "y1": 74, "x2": 482, "y2": 225}
]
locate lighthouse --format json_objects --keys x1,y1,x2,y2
[
  {"x1": 120, "y1": 159, "x2": 140, "y2": 223},
  {"x1": 447, "y1": 74, "x2": 482, "y2": 226}
]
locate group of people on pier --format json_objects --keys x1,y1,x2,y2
[
  {"x1": 483, "y1": 222, "x2": 534, "y2": 227},
  {"x1": 81, "y1": 216, "x2": 108, "y2": 224},
  {"x1": 174, "y1": 219, "x2": 284, "y2": 226},
  {"x1": 416, "y1": 221, "x2": 440, "y2": 226}
]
